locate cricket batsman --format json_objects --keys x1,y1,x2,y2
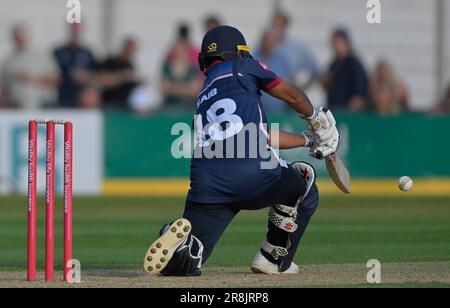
[{"x1": 144, "y1": 26, "x2": 339, "y2": 276}]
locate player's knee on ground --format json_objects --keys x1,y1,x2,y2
[{"x1": 183, "y1": 202, "x2": 238, "y2": 263}]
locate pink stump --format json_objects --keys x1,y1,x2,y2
[
  {"x1": 63, "y1": 122, "x2": 73, "y2": 282},
  {"x1": 27, "y1": 120, "x2": 37, "y2": 281},
  {"x1": 45, "y1": 121, "x2": 55, "y2": 281}
]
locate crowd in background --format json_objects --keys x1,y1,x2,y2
[{"x1": 0, "y1": 11, "x2": 449, "y2": 115}]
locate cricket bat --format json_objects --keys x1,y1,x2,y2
[{"x1": 325, "y1": 153, "x2": 351, "y2": 193}]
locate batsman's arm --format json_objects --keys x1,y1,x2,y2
[
  {"x1": 269, "y1": 129, "x2": 311, "y2": 150},
  {"x1": 267, "y1": 81, "x2": 314, "y2": 118}
]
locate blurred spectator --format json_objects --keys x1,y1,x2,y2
[
  {"x1": 432, "y1": 83, "x2": 450, "y2": 114},
  {"x1": 370, "y1": 60, "x2": 409, "y2": 115},
  {"x1": 54, "y1": 23, "x2": 97, "y2": 107},
  {"x1": 254, "y1": 11, "x2": 319, "y2": 113},
  {"x1": 97, "y1": 37, "x2": 141, "y2": 109},
  {"x1": 161, "y1": 38, "x2": 202, "y2": 111},
  {"x1": 271, "y1": 11, "x2": 319, "y2": 89},
  {"x1": 77, "y1": 85, "x2": 101, "y2": 109},
  {"x1": 0, "y1": 24, "x2": 59, "y2": 109},
  {"x1": 322, "y1": 28, "x2": 369, "y2": 112},
  {"x1": 203, "y1": 14, "x2": 222, "y2": 32},
  {"x1": 165, "y1": 23, "x2": 200, "y2": 70},
  {"x1": 253, "y1": 30, "x2": 292, "y2": 112}
]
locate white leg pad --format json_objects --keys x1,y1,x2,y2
[
  {"x1": 269, "y1": 207, "x2": 298, "y2": 233},
  {"x1": 274, "y1": 204, "x2": 298, "y2": 218},
  {"x1": 291, "y1": 162, "x2": 316, "y2": 203}
]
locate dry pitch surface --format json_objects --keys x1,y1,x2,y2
[{"x1": 1, "y1": 261, "x2": 450, "y2": 288}]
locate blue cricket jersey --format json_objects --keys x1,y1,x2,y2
[{"x1": 187, "y1": 58, "x2": 287, "y2": 204}]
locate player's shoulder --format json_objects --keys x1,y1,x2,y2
[
  {"x1": 238, "y1": 57, "x2": 271, "y2": 74},
  {"x1": 238, "y1": 57, "x2": 260, "y2": 68}
]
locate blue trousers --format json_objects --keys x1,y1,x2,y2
[{"x1": 183, "y1": 164, "x2": 319, "y2": 263}]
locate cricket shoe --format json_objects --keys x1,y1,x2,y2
[
  {"x1": 250, "y1": 251, "x2": 300, "y2": 275},
  {"x1": 143, "y1": 218, "x2": 191, "y2": 275}
]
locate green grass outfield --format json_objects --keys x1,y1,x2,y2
[{"x1": 1, "y1": 195, "x2": 450, "y2": 287}]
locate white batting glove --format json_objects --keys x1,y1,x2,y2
[
  {"x1": 310, "y1": 137, "x2": 340, "y2": 159},
  {"x1": 303, "y1": 107, "x2": 340, "y2": 159},
  {"x1": 304, "y1": 107, "x2": 336, "y2": 143},
  {"x1": 302, "y1": 131, "x2": 316, "y2": 148}
]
